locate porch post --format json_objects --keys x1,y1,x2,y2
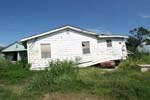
[{"x1": 17, "y1": 51, "x2": 21, "y2": 61}]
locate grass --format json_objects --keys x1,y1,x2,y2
[
  {"x1": 0, "y1": 61, "x2": 32, "y2": 84},
  {"x1": 119, "y1": 52, "x2": 150, "y2": 70},
  {"x1": 0, "y1": 53, "x2": 150, "y2": 100}
]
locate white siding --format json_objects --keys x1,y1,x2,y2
[
  {"x1": 97, "y1": 38, "x2": 127, "y2": 62},
  {"x1": 27, "y1": 29, "x2": 127, "y2": 70}
]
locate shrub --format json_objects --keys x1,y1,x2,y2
[
  {"x1": 27, "y1": 60, "x2": 80, "y2": 93},
  {"x1": 119, "y1": 52, "x2": 150, "y2": 70},
  {"x1": 48, "y1": 59, "x2": 78, "y2": 78},
  {"x1": 132, "y1": 52, "x2": 150, "y2": 64},
  {"x1": 16, "y1": 60, "x2": 31, "y2": 70},
  {"x1": 0, "y1": 58, "x2": 10, "y2": 70},
  {"x1": 118, "y1": 58, "x2": 138, "y2": 70},
  {"x1": 0, "y1": 58, "x2": 30, "y2": 70},
  {"x1": 0, "y1": 58, "x2": 32, "y2": 84}
]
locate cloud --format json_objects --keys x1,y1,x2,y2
[
  {"x1": 87, "y1": 27, "x2": 112, "y2": 34},
  {"x1": 139, "y1": 14, "x2": 150, "y2": 18}
]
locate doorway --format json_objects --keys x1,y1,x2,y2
[{"x1": 13, "y1": 52, "x2": 17, "y2": 61}]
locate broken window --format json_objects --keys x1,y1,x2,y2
[{"x1": 82, "y1": 41, "x2": 90, "y2": 54}]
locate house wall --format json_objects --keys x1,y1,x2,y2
[
  {"x1": 96, "y1": 38, "x2": 127, "y2": 63},
  {"x1": 27, "y1": 29, "x2": 127, "y2": 70}
]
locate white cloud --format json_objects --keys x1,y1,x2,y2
[
  {"x1": 87, "y1": 27, "x2": 112, "y2": 35},
  {"x1": 139, "y1": 14, "x2": 150, "y2": 18}
]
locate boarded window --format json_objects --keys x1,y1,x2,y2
[
  {"x1": 41, "y1": 44, "x2": 51, "y2": 58},
  {"x1": 106, "y1": 40, "x2": 112, "y2": 47},
  {"x1": 82, "y1": 41, "x2": 90, "y2": 54}
]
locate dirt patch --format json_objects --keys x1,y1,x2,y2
[
  {"x1": 43, "y1": 93, "x2": 107, "y2": 100},
  {"x1": 0, "y1": 83, "x2": 25, "y2": 95}
]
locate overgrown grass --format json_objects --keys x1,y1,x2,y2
[
  {"x1": 119, "y1": 52, "x2": 150, "y2": 70},
  {"x1": 94, "y1": 70, "x2": 150, "y2": 100},
  {"x1": 0, "y1": 86, "x2": 19, "y2": 100},
  {"x1": 27, "y1": 60, "x2": 82, "y2": 93},
  {"x1": 0, "y1": 54, "x2": 150, "y2": 100},
  {"x1": 0, "y1": 59, "x2": 32, "y2": 84}
]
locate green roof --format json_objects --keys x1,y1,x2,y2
[{"x1": 2, "y1": 42, "x2": 26, "y2": 52}]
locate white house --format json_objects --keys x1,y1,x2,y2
[{"x1": 21, "y1": 25, "x2": 127, "y2": 70}]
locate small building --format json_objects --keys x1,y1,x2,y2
[
  {"x1": 137, "y1": 42, "x2": 150, "y2": 53},
  {"x1": 21, "y1": 25, "x2": 128, "y2": 70},
  {"x1": 1, "y1": 42, "x2": 27, "y2": 61}
]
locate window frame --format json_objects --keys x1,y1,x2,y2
[
  {"x1": 106, "y1": 40, "x2": 112, "y2": 47},
  {"x1": 82, "y1": 41, "x2": 90, "y2": 54},
  {"x1": 40, "y1": 43, "x2": 51, "y2": 58}
]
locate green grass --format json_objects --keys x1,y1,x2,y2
[
  {"x1": 0, "y1": 54, "x2": 150, "y2": 100},
  {"x1": 0, "y1": 60, "x2": 32, "y2": 84},
  {"x1": 119, "y1": 52, "x2": 150, "y2": 70},
  {"x1": 0, "y1": 86, "x2": 18, "y2": 100}
]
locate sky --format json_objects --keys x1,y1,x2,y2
[{"x1": 0, "y1": 0, "x2": 150, "y2": 45}]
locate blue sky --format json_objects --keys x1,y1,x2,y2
[{"x1": 0, "y1": 0, "x2": 150, "y2": 45}]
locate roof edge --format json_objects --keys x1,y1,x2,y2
[
  {"x1": 21, "y1": 25, "x2": 98, "y2": 42},
  {"x1": 21, "y1": 25, "x2": 128, "y2": 42},
  {"x1": 98, "y1": 35, "x2": 128, "y2": 38}
]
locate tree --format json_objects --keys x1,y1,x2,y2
[{"x1": 126, "y1": 27, "x2": 150, "y2": 52}]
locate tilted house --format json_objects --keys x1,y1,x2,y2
[{"x1": 21, "y1": 25, "x2": 128, "y2": 70}]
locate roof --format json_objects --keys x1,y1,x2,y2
[
  {"x1": 21, "y1": 25, "x2": 127, "y2": 42},
  {"x1": 2, "y1": 41, "x2": 26, "y2": 52},
  {"x1": 98, "y1": 35, "x2": 128, "y2": 38}
]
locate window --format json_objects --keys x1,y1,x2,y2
[
  {"x1": 82, "y1": 41, "x2": 90, "y2": 54},
  {"x1": 119, "y1": 42, "x2": 122, "y2": 44},
  {"x1": 106, "y1": 40, "x2": 112, "y2": 47},
  {"x1": 41, "y1": 44, "x2": 51, "y2": 58},
  {"x1": 16, "y1": 45, "x2": 18, "y2": 48}
]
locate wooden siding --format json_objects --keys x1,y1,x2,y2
[{"x1": 26, "y1": 29, "x2": 127, "y2": 70}]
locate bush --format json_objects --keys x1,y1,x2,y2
[
  {"x1": 0, "y1": 59, "x2": 32, "y2": 84},
  {"x1": 0, "y1": 58, "x2": 30, "y2": 70},
  {"x1": 1, "y1": 54, "x2": 150, "y2": 100},
  {"x1": 118, "y1": 58, "x2": 138, "y2": 70},
  {"x1": 48, "y1": 60, "x2": 78, "y2": 78},
  {"x1": 27, "y1": 60, "x2": 81, "y2": 93},
  {"x1": 131, "y1": 52, "x2": 150, "y2": 64},
  {"x1": 119, "y1": 52, "x2": 150, "y2": 70},
  {"x1": 16, "y1": 60, "x2": 31, "y2": 70},
  {"x1": 0, "y1": 58, "x2": 10, "y2": 70}
]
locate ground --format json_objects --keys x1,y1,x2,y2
[
  {"x1": 0, "y1": 58, "x2": 150, "y2": 100},
  {"x1": 0, "y1": 67, "x2": 109, "y2": 100}
]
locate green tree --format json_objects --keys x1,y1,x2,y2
[{"x1": 126, "y1": 27, "x2": 150, "y2": 52}]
